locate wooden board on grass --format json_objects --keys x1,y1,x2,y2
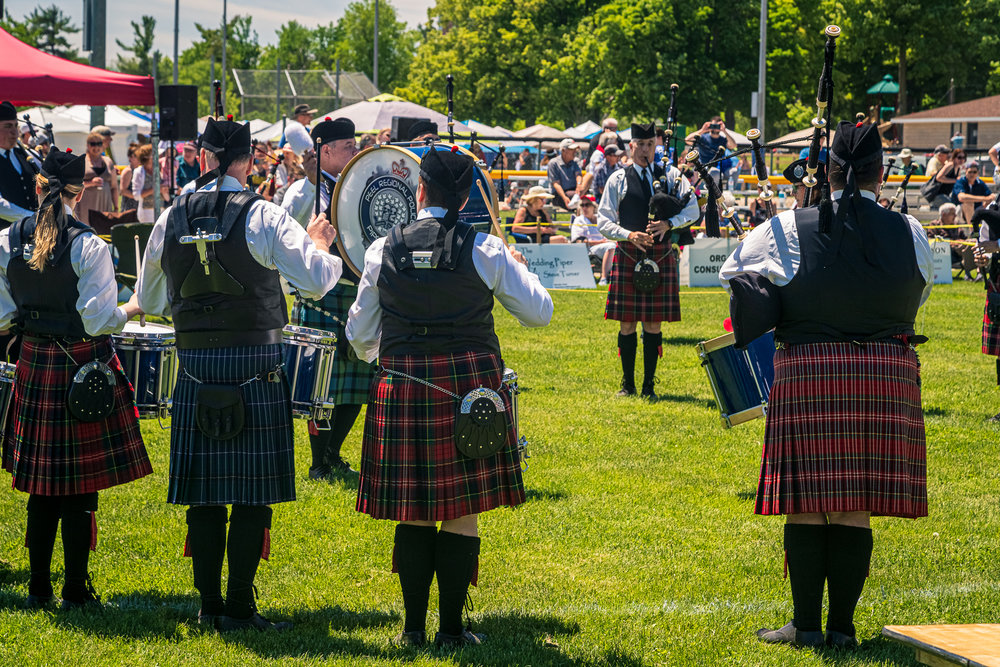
[{"x1": 883, "y1": 624, "x2": 1000, "y2": 667}]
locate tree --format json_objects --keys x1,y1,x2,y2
[
  {"x1": 177, "y1": 15, "x2": 261, "y2": 116},
  {"x1": 25, "y1": 5, "x2": 81, "y2": 61},
  {"x1": 0, "y1": 10, "x2": 41, "y2": 46},
  {"x1": 331, "y1": 0, "x2": 417, "y2": 92},
  {"x1": 115, "y1": 16, "x2": 159, "y2": 77}
]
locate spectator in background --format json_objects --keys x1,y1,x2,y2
[
  {"x1": 898, "y1": 148, "x2": 924, "y2": 175},
  {"x1": 695, "y1": 116, "x2": 736, "y2": 165},
  {"x1": 953, "y1": 162, "x2": 993, "y2": 231},
  {"x1": 75, "y1": 131, "x2": 118, "y2": 225},
  {"x1": 283, "y1": 104, "x2": 317, "y2": 155},
  {"x1": 358, "y1": 133, "x2": 377, "y2": 151},
  {"x1": 592, "y1": 145, "x2": 623, "y2": 199},
  {"x1": 950, "y1": 129, "x2": 965, "y2": 150},
  {"x1": 175, "y1": 142, "x2": 200, "y2": 191},
  {"x1": 92, "y1": 125, "x2": 115, "y2": 163},
  {"x1": 132, "y1": 144, "x2": 156, "y2": 223},
  {"x1": 926, "y1": 145, "x2": 950, "y2": 178},
  {"x1": 18, "y1": 123, "x2": 31, "y2": 149},
  {"x1": 272, "y1": 163, "x2": 304, "y2": 207},
  {"x1": 515, "y1": 148, "x2": 533, "y2": 171},
  {"x1": 511, "y1": 186, "x2": 568, "y2": 243},
  {"x1": 588, "y1": 117, "x2": 626, "y2": 159},
  {"x1": 119, "y1": 143, "x2": 140, "y2": 212},
  {"x1": 30, "y1": 133, "x2": 51, "y2": 160},
  {"x1": 929, "y1": 149, "x2": 966, "y2": 209},
  {"x1": 989, "y1": 140, "x2": 1000, "y2": 194},
  {"x1": 548, "y1": 138, "x2": 583, "y2": 210},
  {"x1": 929, "y1": 202, "x2": 976, "y2": 280},
  {"x1": 376, "y1": 127, "x2": 392, "y2": 144},
  {"x1": 571, "y1": 195, "x2": 615, "y2": 285}
]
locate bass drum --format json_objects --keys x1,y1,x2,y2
[{"x1": 331, "y1": 143, "x2": 500, "y2": 276}]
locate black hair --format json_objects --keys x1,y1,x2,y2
[{"x1": 829, "y1": 159, "x2": 882, "y2": 192}]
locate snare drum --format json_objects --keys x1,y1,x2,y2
[
  {"x1": 113, "y1": 321, "x2": 177, "y2": 419},
  {"x1": 0, "y1": 361, "x2": 14, "y2": 435},
  {"x1": 282, "y1": 325, "x2": 337, "y2": 422},
  {"x1": 696, "y1": 331, "x2": 775, "y2": 428},
  {"x1": 503, "y1": 367, "x2": 529, "y2": 469}
]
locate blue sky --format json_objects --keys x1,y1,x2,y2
[{"x1": 4, "y1": 1, "x2": 436, "y2": 60}]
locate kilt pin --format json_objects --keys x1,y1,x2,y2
[
  {"x1": 357, "y1": 351, "x2": 524, "y2": 522},
  {"x1": 605, "y1": 242, "x2": 680, "y2": 323}
]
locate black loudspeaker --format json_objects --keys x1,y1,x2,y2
[
  {"x1": 159, "y1": 85, "x2": 199, "y2": 141},
  {"x1": 391, "y1": 116, "x2": 435, "y2": 143}
]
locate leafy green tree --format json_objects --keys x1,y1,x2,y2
[
  {"x1": 177, "y1": 15, "x2": 260, "y2": 116},
  {"x1": 115, "y1": 16, "x2": 159, "y2": 77},
  {"x1": 28, "y1": 5, "x2": 80, "y2": 60},
  {"x1": 330, "y1": 0, "x2": 417, "y2": 91},
  {"x1": 0, "y1": 10, "x2": 41, "y2": 46}
]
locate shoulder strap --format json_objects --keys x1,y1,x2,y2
[
  {"x1": 8, "y1": 215, "x2": 34, "y2": 257},
  {"x1": 218, "y1": 190, "x2": 261, "y2": 238}
]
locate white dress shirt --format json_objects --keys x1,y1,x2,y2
[
  {"x1": 132, "y1": 167, "x2": 155, "y2": 223},
  {"x1": 597, "y1": 164, "x2": 699, "y2": 241},
  {"x1": 0, "y1": 205, "x2": 127, "y2": 335},
  {"x1": 279, "y1": 170, "x2": 338, "y2": 227},
  {"x1": 719, "y1": 189, "x2": 934, "y2": 306},
  {"x1": 0, "y1": 147, "x2": 36, "y2": 223},
  {"x1": 346, "y1": 207, "x2": 554, "y2": 363},
  {"x1": 136, "y1": 175, "x2": 342, "y2": 317},
  {"x1": 283, "y1": 120, "x2": 313, "y2": 155}
]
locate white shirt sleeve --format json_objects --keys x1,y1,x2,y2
[
  {"x1": 136, "y1": 208, "x2": 171, "y2": 317},
  {"x1": 472, "y1": 233, "x2": 554, "y2": 328},
  {"x1": 719, "y1": 210, "x2": 800, "y2": 292},
  {"x1": 905, "y1": 213, "x2": 934, "y2": 306},
  {"x1": 0, "y1": 196, "x2": 33, "y2": 223},
  {"x1": 245, "y1": 199, "x2": 341, "y2": 299},
  {"x1": 597, "y1": 169, "x2": 630, "y2": 241},
  {"x1": 72, "y1": 233, "x2": 128, "y2": 336},
  {"x1": 279, "y1": 178, "x2": 315, "y2": 228},
  {"x1": 346, "y1": 238, "x2": 385, "y2": 363},
  {"x1": 0, "y1": 228, "x2": 17, "y2": 330}
]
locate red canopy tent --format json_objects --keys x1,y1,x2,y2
[{"x1": 0, "y1": 28, "x2": 154, "y2": 107}]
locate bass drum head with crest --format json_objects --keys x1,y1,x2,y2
[{"x1": 331, "y1": 143, "x2": 500, "y2": 276}]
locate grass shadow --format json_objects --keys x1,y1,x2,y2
[
  {"x1": 656, "y1": 393, "x2": 706, "y2": 405},
  {"x1": 923, "y1": 406, "x2": 948, "y2": 417},
  {"x1": 666, "y1": 336, "x2": 710, "y2": 347},
  {"x1": 524, "y1": 488, "x2": 568, "y2": 503},
  {"x1": 52, "y1": 589, "x2": 195, "y2": 641},
  {"x1": 735, "y1": 490, "x2": 757, "y2": 502},
  {"x1": 816, "y1": 634, "x2": 922, "y2": 666},
  {"x1": 0, "y1": 559, "x2": 30, "y2": 588}
]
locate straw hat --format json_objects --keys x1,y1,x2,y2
[{"x1": 523, "y1": 186, "x2": 555, "y2": 203}]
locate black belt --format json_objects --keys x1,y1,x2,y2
[
  {"x1": 22, "y1": 333, "x2": 103, "y2": 344},
  {"x1": 176, "y1": 328, "x2": 284, "y2": 350}
]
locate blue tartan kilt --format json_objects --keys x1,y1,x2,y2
[
  {"x1": 167, "y1": 344, "x2": 295, "y2": 506},
  {"x1": 290, "y1": 282, "x2": 375, "y2": 406}
]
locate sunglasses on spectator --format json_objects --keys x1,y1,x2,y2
[
  {"x1": 88, "y1": 141, "x2": 104, "y2": 146},
  {"x1": 956, "y1": 154, "x2": 966, "y2": 159}
]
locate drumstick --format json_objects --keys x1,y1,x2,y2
[
  {"x1": 475, "y1": 180, "x2": 509, "y2": 249},
  {"x1": 134, "y1": 234, "x2": 146, "y2": 327}
]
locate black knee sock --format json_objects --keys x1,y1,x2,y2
[
  {"x1": 826, "y1": 524, "x2": 873, "y2": 637},
  {"x1": 309, "y1": 427, "x2": 333, "y2": 469},
  {"x1": 327, "y1": 404, "x2": 363, "y2": 461},
  {"x1": 785, "y1": 523, "x2": 827, "y2": 633},
  {"x1": 642, "y1": 331, "x2": 662, "y2": 388},
  {"x1": 26, "y1": 494, "x2": 61, "y2": 598},
  {"x1": 394, "y1": 524, "x2": 437, "y2": 633},
  {"x1": 435, "y1": 530, "x2": 480, "y2": 636},
  {"x1": 618, "y1": 332, "x2": 637, "y2": 390},
  {"x1": 60, "y1": 493, "x2": 99, "y2": 601},
  {"x1": 225, "y1": 504, "x2": 272, "y2": 619},
  {"x1": 186, "y1": 506, "x2": 228, "y2": 616}
]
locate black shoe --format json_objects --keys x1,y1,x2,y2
[
  {"x1": 616, "y1": 380, "x2": 636, "y2": 397},
  {"x1": 24, "y1": 593, "x2": 54, "y2": 609},
  {"x1": 640, "y1": 382, "x2": 657, "y2": 400},
  {"x1": 988, "y1": 412, "x2": 1000, "y2": 423},
  {"x1": 434, "y1": 629, "x2": 485, "y2": 647},
  {"x1": 218, "y1": 611, "x2": 293, "y2": 633},
  {"x1": 60, "y1": 576, "x2": 102, "y2": 611},
  {"x1": 394, "y1": 630, "x2": 426, "y2": 647},
  {"x1": 756, "y1": 621, "x2": 824, "y2": 647},
  {"x1": 329, "y1": 457, "x2": 358, "y2": 476},
  {"x1": 198, "y1": 610, "x2": 222, "y2": 630},
  {"x1": 825, "y1": 630, "x2": 859, "y2": 649},
  {"x1": 308, "y1": 465, "x2": 332, "y2": 481}
]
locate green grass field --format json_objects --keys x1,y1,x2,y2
[{"x1": 0, "y1": 280, "x2": 996, "y2": 666}]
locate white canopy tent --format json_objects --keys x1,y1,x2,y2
[
  {"x1": 19, "y1": 105, "x2": 146, "y2": 162},
  {"x1": 317, "y1": 98, "x2": 473, "y2": 135},
  {"x1": 566, "y1": 120, "x2": 601, "y2": 139}
]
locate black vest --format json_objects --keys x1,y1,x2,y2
[
  {"x1": 7, "y1": 214, "x2": 91, "y2": 338},
  {"x1": 775, "y1": 197, "x2": 925, "y2": 343},
  {"x1": 0, "y1": 147, "x2": 38, "y2": 220},
  {"x1": 618, "y1": 163, "x2": 665, "y2": 243},
  {"x1": 378, "y1": 216, "x2": 500, "y2": 356},
  {"x1": 162, "y1": 190, "x2": 288, "y2": 339}
]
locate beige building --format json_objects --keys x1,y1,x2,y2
[{"x1": 891, "y1": 95, "x2": 1000, "y2": 153}]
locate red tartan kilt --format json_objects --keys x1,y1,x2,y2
[
  {"x1": 982, "y1": 299, "x2": 1000, "y2": 356},
  {"x1": 604, "y1": 242, "x2": 680, "y2": 322},
  {"x1": 356, "y1": 351, "x2": 524, "y2": 522},
  {"x1": 2, "y1": 337, "x2": 152, "y2": 496},
  {"x1": 756, "y1": 340, "x2": 927, "y2": 518}
]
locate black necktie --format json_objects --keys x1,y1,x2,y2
[{"x1": 640, "y1": 169, "x2": 652, "y2": 199}]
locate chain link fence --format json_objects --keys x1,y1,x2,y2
[{"x1": 232, "y1": 69, "x2": 379, "y2": 120}]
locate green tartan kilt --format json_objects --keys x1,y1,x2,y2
[{"x1": 290, "y1": 282, "x2": 375, "y2": 406}]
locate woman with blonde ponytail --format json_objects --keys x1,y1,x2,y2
[{"x1": 0, "y1": 148, "x2": 152, "y2": 610}]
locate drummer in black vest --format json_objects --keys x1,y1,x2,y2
[
  {"x1": 597, "y1": 122, "x2": 699, "y2": 398},
  {"x1": 0, "y1": 148, "x2": 152, "y2": 609},
  {"x1": 346, "y1": 148, "x2": 552, "y2": 647},
  {"x1": 720, "y1": 121, "x2": 933, "y2": 649},
  {"x1": 972, "y1": 206, "x2": 1000, "y2": 419},
  {"x1": 0, "y1": 101, "x2": 39, "y2": 226},
  {"x1": 280, "y1": 117, "x2": 372, "y2": 480},
  {"x1": 137, "y1": 118, "x2": 341, "y2": 631}
]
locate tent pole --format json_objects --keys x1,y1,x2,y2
[{"x1": 152, "y1": 69, "x2": 162, "y2": 221}]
